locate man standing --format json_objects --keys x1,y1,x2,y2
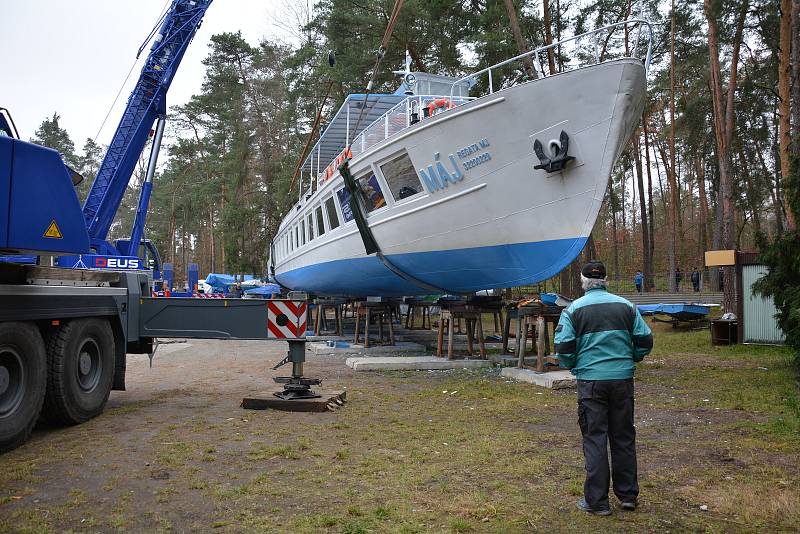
[
  {"x1": 554, "y1": 261, "x2": 653, "y2": 515},
  {"x1": 691, "y1": 267, "x2": 701, "y2": 292},
  {"x1": 634, "y1": 270, "x2": 643, "y2": 293}
]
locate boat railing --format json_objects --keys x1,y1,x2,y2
[
  {"x1": 449, "y1": 18, "x2": 653, "y2": 102},
  {"x1": 316, "y1": 94, "x2": 474, "y2": 187}
]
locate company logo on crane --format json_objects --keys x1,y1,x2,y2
[{"x1": 93, "y1": 257, "x2": 143, "y2": 270}]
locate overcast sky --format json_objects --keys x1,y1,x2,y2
[{"x1": 0, "y1": 0, "x2": 303, "y2": 150}]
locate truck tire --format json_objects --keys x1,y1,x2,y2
[
  {"x1": 0, "y1": 322, "x2": 47, "y2": 453},
  {"x1": 43, "y1": 318, "x2": 115, "y2": 425}
]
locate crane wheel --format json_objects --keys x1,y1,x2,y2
[
  {"x1": 43, "y1": 318, "x2": 115, "y2": 425},
  {"x1": 0, "y1": 322, "x2": 47, "y2": 453}
]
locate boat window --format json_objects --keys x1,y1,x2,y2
[
  {"x1": 356, "y1": 172, "x2": 386, "y2": 213},
  {"x1": 300, "y1": 219, "x2": 306, "y2": 245},
  {"x1": 307, "y1": 213, "x2": 315, "y2": 241},
  {"x1": 296, "y1": 226, "x2": 301, "y2": 249},
  {"x1": 381, "y1": 153, "x2": 423, "y2": 200},
  {"x1": 315, "y1": 206, "x2": 326, "y2": 236},
  {"x1": 336, "y1": 189, "x2": 355, "y2": 223},
  {"x1": 325, "y1": 196, "x2": 340, "y2": 229}
]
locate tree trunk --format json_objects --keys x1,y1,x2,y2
[
  {"x1": 643, "y1": 120, "x2": 655, "y2": 290},
  {"x1": 793, "y1": 0, "x2": 800, "y2": 146},
  {"x1": 657, "y1": 138, "x2": 677, "y2": 290},
  {"x1": 633, "y1": 130, "x2": 651, "y2": 292},
  {"x1": 611, "y1": 191, "x2": 620, "y2": 282},
  {"x1": 705, "y1": 0, "x2": 740, "y2": 312},
  {"x1": 502, "y1": 0, "x2": 538, "y2": 79},
  {"x1": 778, "y1": 0, "x2": 796, "y2": 227},
  {"x1": 696, "y1": 155, "x2": 710, "y2": 254},
  {"x1": 667, "y1": 0, "x2": 679, "y2": 292},
  {"x1": 555, "y1": 0, "x2": 564, "y2": 72},
  {"x1": 209, "y1": 206, "x2": 216, "y2": 273},
  {"x1": 542, "y1": 0, "x2": 557, "y2": 75},
  {"x1": 737, "y1": 140, "x2": 763, "y2": 236}
]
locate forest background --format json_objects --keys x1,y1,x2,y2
[{"x1": 28, "y1": 0, "x2": 800, "y2": 335}]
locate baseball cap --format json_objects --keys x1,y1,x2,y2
[{"x1": 581, "y1": 260, "x2": 607, "y2": 279}]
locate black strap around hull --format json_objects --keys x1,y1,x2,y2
[{"x1": 339, "y1": 160, "x2": 452, "y2": 295}]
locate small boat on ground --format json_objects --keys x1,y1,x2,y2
[
  {"x1": 637, "y1": 304, "x2": 712, "y2": 323},
  {"x1": 271, "y1": 20, "x2": 653, "y2": 297}
]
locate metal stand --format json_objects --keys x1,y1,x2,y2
[{"x1": 272, "y1": 340, "x2": 321, "y2": 400}]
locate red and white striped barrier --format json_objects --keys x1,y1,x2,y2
[
  {"x1": 267, "y1": 300, "x2": 307, "y2": 339},
  {"x1": 192, "y1": 293, "x2": 226, "y2": 298}
]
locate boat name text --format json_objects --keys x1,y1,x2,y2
[
  {"x1": 456, "y1": 138, "x2": 490, "y2": 159},
  {"x1": 418, "y1": 139, "x2": 492, "y2": 193}
]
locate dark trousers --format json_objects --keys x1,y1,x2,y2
[{"x1": 577, "y1": 379, "x2": 639, "y2": 508}]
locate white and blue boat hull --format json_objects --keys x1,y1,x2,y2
[{"x1": 274, "y1": 59, "x2": 646, "y2": 296}]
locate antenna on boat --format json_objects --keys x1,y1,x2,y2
[{"x1": 392, "y1": 50, "x2": 417, "y2": 95}]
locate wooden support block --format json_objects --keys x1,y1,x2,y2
[{"x1": 241, "y1": 390, "x2": 347, "y2": 413}]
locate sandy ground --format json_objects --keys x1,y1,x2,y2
[{"x1": 1, "y1": 330, "x2": 798, "y2": 533}]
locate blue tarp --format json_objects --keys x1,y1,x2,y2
[
  {"x1": 203, "y1": 273, "x2": 257, "y2": 293},
  {"x1": 637, "y1": 304, "x2": 710, "y2": 322},
  {"x1": 244, "y1": 284, "x2": 281, "y2": 296}
]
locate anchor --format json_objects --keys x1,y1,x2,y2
[{"x1": 533, "y1": 130, "x2": 575, "y2": 173}]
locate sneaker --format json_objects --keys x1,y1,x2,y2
[
  {"x1": 620, "y1": 501, "x2": 638, "y2": 511},
  {"x1": 576, "y1": 498, "x2": 612, "y2": 516}
]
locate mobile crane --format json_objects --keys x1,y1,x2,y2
[{"x1": 0, "y1": 0, "x2": 317, "y2": 453}]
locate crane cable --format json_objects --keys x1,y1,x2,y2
[
  {"x1": 287, "y1": 0, "x2": 404, "y2": 193},
  {"x1": 288, "y1": 80, "x2": 335, "y2": 193},
  {"x1": 346, "y1": 0, "x2": 405, "y2": 151},
  {"x1": 93, "y1": 0, "x2": 172, "y2": 144},
  {"x1": 336, "y1": 0, "x2": 452, "y2": 295}
]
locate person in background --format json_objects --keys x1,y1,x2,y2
[
  {"x1": 229, "y1": 282, "x2": 242, "y2": 298},
  {"x1": 674, "y1": 267, "x2": 682, "y2": 291},
  {"x1": 718, "y1": 267, "x2": 724, "y2": 291},
  {"x1": 634, "y1": 270, "x2": 643, "y2": 293},
  {"x1": 691, "y1": 267, "x2": 701, "y2": 292},
  {"x1": 555, "y1": 260, "x2": 653, "y2": 516}
]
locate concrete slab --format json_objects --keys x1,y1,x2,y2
[
  {"x1": 500, "y1": 368, "x2": 576, "y2": 389},
  {"x1": 305, "y1": 335, "x2": 344, "y2": 342},
  {"x1": 491, "y1": 355, "x2": 540, "y2": 367},
  {"x1": 346, "y1": 356, "x2": 493, "y2": 371},
  {"x1": 309, "y1": 341, "x2": 426, "y2": 357}
]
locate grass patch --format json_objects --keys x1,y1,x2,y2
[{"x1": 1, "y1": 329, "x2": 798, "y2": 533}]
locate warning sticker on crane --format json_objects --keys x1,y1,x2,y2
[
  {"x1": 267, "y1": 300, "x2": 307, "y2": 339},
  {"x1": 43, "y1": 220, "x2": 63, "y2": 239}
]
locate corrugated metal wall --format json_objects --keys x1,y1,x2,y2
[{"x1": 742, "y1": 265, "x2": 785, "y2": 344}]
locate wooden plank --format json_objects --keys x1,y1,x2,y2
[{"x1": 241, "y1": 390, "x2": 346, "y2": 412}]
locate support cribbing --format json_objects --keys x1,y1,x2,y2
[{"x1": 339, "y1": 161, "x2": 451, "y2": 294}]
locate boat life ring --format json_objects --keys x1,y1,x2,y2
[{"x1": 427, "y1": 99, "x2": 452, "y2": 116}]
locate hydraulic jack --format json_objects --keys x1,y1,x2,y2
[{"x1": 271, "y1": 340, "x2": 322, "y2": 400}]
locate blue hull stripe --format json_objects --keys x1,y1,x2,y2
[{"x1": 276, "y1": 237, "x2": 588, "y2": 296}]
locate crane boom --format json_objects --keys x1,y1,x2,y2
[{"x1": 83, "y1": 0, "x2": 213, "y2": 252}]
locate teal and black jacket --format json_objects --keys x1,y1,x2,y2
[{"x1": 554, "y1": 287, "x2": 653, "y2": 380}]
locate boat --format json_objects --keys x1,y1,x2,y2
[
  {"x1": 271, "y1": 20, "x2": 653, "y2": 297},
  {"x1": 637, "y1": 304, "x2": 712, "y2": 324}
]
